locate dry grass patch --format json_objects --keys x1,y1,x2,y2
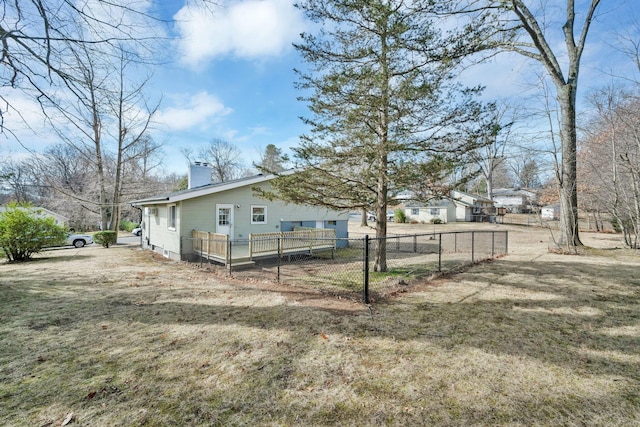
[{"x1": 1, "y1": 230, "x2": 639, "y2": 426}]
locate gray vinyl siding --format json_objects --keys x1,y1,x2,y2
[
  {"x1": 143, "y1": 204, "x2": 181, "y2": 258},
  {"x1": 139, "y1": 180, "x2": 348, "y2": 259},
  {"x1": 281, "y1": 219, "x2": 349, "y2": 248},
  {"x1": 176, "y1": 181, "x2": 348, "y2": 241}
]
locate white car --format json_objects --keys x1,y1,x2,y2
[
  {"x1": 132, "y1": 227, "x2": 142, "y2": 236},
  {"x1": 66, "y1": 233, "x2": 94, "y2": 248}
]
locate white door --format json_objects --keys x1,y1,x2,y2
[{"x1": 216, "y1": 204, "x2": 233, "y2": 236}]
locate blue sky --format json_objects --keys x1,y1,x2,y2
[
  {"x1": 2, "y1": 0, "x2": 640, "y2": 176},
  {"x1": 148, "y1": 0, "x2": 309, "y2": 174}
]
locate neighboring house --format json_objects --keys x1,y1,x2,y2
[
  {"x1": 130, "y1": 164, "x2": 349, "y2": 262},
  {"x1": 0, "y1": 206, "x2": 68, "y2": 227},
  {"x1": 404, "y1": 200, "x2": 457, "y2": 223},
  {"x1": 491, "y1": 188, "x2": 538, "y2": 213},
  {"x1": 403, "y1": 190, "x2": 496, "y2": 223},
  {"x1": 541, "y1": 204, "x2": 560, "y2": 220},
  {"x1": 451, "y1": 190, "x2": 496, "y2": 222}
]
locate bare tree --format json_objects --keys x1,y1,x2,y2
[
  {"x1": 462, "y1": 0, "x2": 603, "y2": 250},
  {"x1": 107, "y1": 50, "x2": 160, "y2": 232},
  {"x1": 33, "y1": 35, "x2": 159, "y2": 231},
  {"x1": 198, "y1": 138, "x2": 247, "y2": 183},
  {"x1": 509, "y1": 153, "x2": 542, "y2": 189},
  {"x1": 470, "y1": 104, "x2": 514, "y2": 197},
  {"x1": 43, "y1": 144, "x2": 96, "y2": 227},
  {"x1": 581, "y1": 86, "x2": 640, "y2": 248},
  {"x1": 0, "y1": 158, "x2": 39, "y2": 203},
  {"x1": 1, "y1": 0, "x2": 161, "y2": 132}
]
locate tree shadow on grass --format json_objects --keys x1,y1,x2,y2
[{"x1": 1, "y1": 251, "x2": 640, "y2": 425}]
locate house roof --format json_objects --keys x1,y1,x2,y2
[
  {"x1": 450, "y1": 190, "x2": 494, "y2": 205},
  {"x1": 130, "y1": 170, "x2": 295, "y2": 206},
  {"x1": 0, "y1": 205, "x2": 68, "y2": 222},
  {"x1": 404, "y1": 199, "x2": 452, "y2": 208},
  {"x1": 492, "y1": 188, "x2": 537, "y2": 198}
]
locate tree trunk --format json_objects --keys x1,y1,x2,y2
[
  {"x1": 92, "y1": 102, "x2": 108, "y2": 232},
  {"x1": 361, "y1": 207, "x2": 368, "y2": 227},
  {"x1": 556, "y1": 84, "x2": 583, "y2": 250},
  {"x1": 486, "y1": 169, "x2": 493, "y2": 199},
  {"x1": 374, "y1": 173, "x2": 388, "y2": 272}
]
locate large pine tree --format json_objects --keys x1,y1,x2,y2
[{"x1": 263, "y1": 0, "x2": 492, "y2": 271}]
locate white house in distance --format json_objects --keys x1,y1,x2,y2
[
  {"x1": 541, "y1": 204, "x2": 560, "y2": 220},
  {"x1": 404, "y1": 199, "x2": 457, "y2": 223},
  {"x1": 403, "y1": 190, "x2": 496, "y2": 223},
  {"x1": 491, "y1": 188, "x2": 538, "y2": 213},
  {"x1": 130, "y1": 164, "x2": 349, "y2": 261}
]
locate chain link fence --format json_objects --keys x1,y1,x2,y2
[{"x1": 181, "y1": 230, "x2": 508, "y2": 303}]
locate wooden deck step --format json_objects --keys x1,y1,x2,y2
[{"x1": 228, "y1": 259, "x2": 255, "y2": 270}]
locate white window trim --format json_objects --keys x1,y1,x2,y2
[
  {"x1": 251, "y1": 205, "x2": 267, "y2": 224},
  {"x1": 168, "y1": 204, "x2": 177, "y2": 230}
]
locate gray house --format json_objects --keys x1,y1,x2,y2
[
  {"x1": 404, "y1": 200, "x2": 457, "y2": 223},
  {"x1": 131, "y1": 165, "x2": 348, "y2": 263},
  {"x1": 403, "y1": 190, "x2": 496, "y2": 223}
]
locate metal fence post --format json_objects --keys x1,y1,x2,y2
[
  {"x1": 364, "y1": 235, "x2": 370, "y2": 304},
  {"x1": 277, "y1": 236, "x2": 281, "y2": 283},
  {"x1": 472, "y1": 231, "x2": 475, "y2": 263},
  {"x1": 200, "y1": 238, "x2": 203, "y2": 268},
  {"x1": 227, "y1": 239, "x2": 232, "y2": 275},
  {"x1": 438, "y1": 232, "x2": 442, "y2": 272},
  {"x1": 491, "y1": 231, "x2": 495, "y2": 257},
  {"x1": 413, "y1": 235, "x2": 417, "y2": 252},
  {"x1": 505, "y1": 231, "x2": 509, "y2": 254}
]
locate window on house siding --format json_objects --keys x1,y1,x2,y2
[
  {"x1": 327, "y1": 220, "x2": 337, "y2": 226},
  {"x1": 168, "y1": 204, "x2": 177, "y2": 230},
  {"x1": 430, "y1": 208, "x2": 439, "y2": 216},
  {"x1": 251, "y1": 205, "x2": 267, "y2": 224},
  {"x1": 410, "y1": 208, "x2": 419, "y2": 215}
]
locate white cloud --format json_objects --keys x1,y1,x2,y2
[
  {"x1": 174, "y1": 0, "x2": 306, "y2": 67},
  {"x1": 155, "y1": 91, "x2": 232, "y2": 131}
]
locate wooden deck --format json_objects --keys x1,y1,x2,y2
[{"x1": 191, "y1": 228, "x2": 337, "y2": 268}]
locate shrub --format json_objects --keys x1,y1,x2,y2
[
  {"x1": 119, "y1": 220, "x2": 137, "y2": 232},
  {"x1": 0, "y1": 203, "x2": 67, "y2": 262},
  {"x1": 94, "y1": 231, "x2": 118, "y2": 248},
  {"x1": 430, "y1": 218, "x2": 443, "y2": 224},
  {"x1": 394, "y1": 209, "x2": 406, "y2": 223}
]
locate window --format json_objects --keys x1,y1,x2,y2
[
  {"x1": 218, "y1": 207, "x2": 230, "y2": 226},
  {"x1": 327, "y1": 220, "x2": 337, "y2": 226},
  {"x1": 410, "y1": 208, "x2": 419, "y2": 215},
  {"x1": 430, "y1": 208, "x2": 439, "y2": 216},
  {"x1": 168, "y1": 204, "x2": 177, "y2": 230},
  {"x1": 251, "y1": 205, "x2": 267, "y2": 224}
]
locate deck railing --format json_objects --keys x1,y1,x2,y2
[
  {"x1": 249, "y1": 228, "x2": 336, "y2": 257},
  {"x1": 191, "y1": 228, "x2": 337, "y2": 261},
  {"x1": 192, "y1": 230, "x2": 229, "y2": 261}
]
